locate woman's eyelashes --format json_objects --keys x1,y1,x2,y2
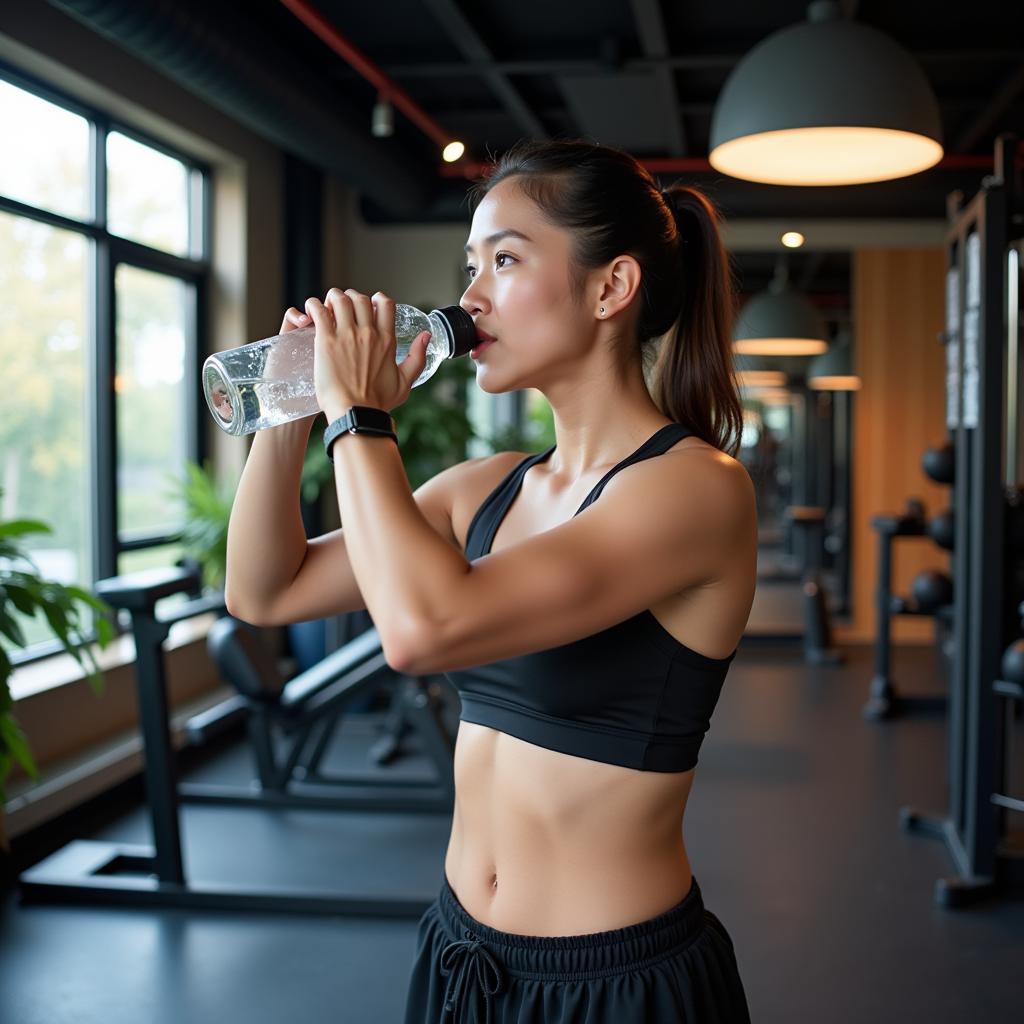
[{"x1": 464, "y1": 252, "x2": 516, "y2": 279}]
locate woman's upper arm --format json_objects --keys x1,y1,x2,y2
[
  {"x1": 247, "y1": 456, "x2": 487, "y2": 627},
  {"x1": 407, "y1": 450, "x2": 754, "y2": 674}
]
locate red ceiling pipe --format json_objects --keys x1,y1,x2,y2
[{"x1": 278, "y1": 0, "x2": 453, "y2": 150}]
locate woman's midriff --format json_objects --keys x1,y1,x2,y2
[{"x1": 443, "y1": 720, "x2": 697, "y2": 937}]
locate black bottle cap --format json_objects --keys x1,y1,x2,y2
[{"x1": 431, "y1": 305, "x2": 477, "y2": 358}]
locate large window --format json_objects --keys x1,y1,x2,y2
[{"x1": 0, "y1": 68, "x2": 210, "y2": 664}]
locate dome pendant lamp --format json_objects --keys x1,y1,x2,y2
[
  {"x1": 808, "y1": 331, "x2": 861, "y2": 390},
  {"x1": 734, "y1": 261, "x2": 829, "y2": 356},
  {"x1": 709, "y1": 0, "x2": 943, "y2": 186}
]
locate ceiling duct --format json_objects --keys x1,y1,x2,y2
[{"x1": 46, "y1": 0, "x2": 433, "y2": 214}]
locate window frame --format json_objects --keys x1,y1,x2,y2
[{"x1": 0, "y1": 60, "x2": 212, "y2": 667}]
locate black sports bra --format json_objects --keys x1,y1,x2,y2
[{"x1": 444, "y1": 423, "x2": 738, "y2": 772}]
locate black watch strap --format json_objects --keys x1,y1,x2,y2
[{"x1": 324, "y1": 406, "x2": 398, "y2": 462}]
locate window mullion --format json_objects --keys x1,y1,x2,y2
[
  {"x1": 88, "y1": 115, "x2": 115, "y2": 589},
  {"x1": 94, "y1": 240, "x2": 117, "y2": 585}
]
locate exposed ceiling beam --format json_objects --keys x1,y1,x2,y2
[
  {"x1": 953, "y1": 63, "x2": 1024, "y2": 152},
  {"x1": 629, "y1": 0, "x2": 687, "y2": 155},
  {"x1": 420, "y1": 0, "x2": 547, "y2": 138},
  {"x1": 369, "y1": 50, "x2": 1024, "y2": 79}
]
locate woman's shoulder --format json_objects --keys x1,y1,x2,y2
[
  {"x1": 623, "y1": 434, "x2": 756, "y2": 527},
  {"x1": 426, "y1": 450, "x2": 533, "y2": 555},
  {"x1": 457, "y1": 448, "x2": 539, "y2": 500}
]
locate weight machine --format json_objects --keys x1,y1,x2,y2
[{"x1": 900, "y1": 134, "x2": 1024, "y2": 907}]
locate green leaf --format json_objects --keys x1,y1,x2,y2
[
  {"x1": 2, "y1": 581, "x2": 37, "y2": 618},
  {"x1": 37, "y1": 598, "x2": 71, "y2": 647},
  {"x1": 0, "y1": 608, "x2": 27, "y2": 649},
  {"x1": 0, "y1": 713, "x2": 38, "y2": 779},
  {"x1": 162, "y1": 459, "x2": 236, "y2": 590},
  {"x1": 61, "y1": 584, "x2": 114, "y2": 617},
  {"x1": 0, "y1": 518, "x2": 52, "y2": 540}
]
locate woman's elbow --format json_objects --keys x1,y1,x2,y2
[
  {"x1": 224, "y1": 590, "x2": 272, "y2": 626},
  {"x1": 385, "y1": 621, "x2": 434, "y2": 676}
]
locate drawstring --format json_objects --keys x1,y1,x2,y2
[{"x1": 439, "y1": 927, "x2": 505, "y2": 1024}]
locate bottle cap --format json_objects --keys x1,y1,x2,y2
[{"x1": 431, "y1": 305, "x2": 477, "y2": 358}]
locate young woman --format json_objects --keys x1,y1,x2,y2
[{"x1": 225, "y1": 139, "x2": 757, "y2": 1022}]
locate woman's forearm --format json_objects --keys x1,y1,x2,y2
[
  {"x1": 327, "y1": 430, "x2": 469, "y2": 667},
  {"x1": 224, "y1": 416, "x2": 315, "y2": 618}
]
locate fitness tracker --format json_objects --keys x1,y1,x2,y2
[{"x1": 324, "y1": 405, "x2": 398, "y2": 462}]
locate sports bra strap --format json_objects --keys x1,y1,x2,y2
[
  {"x1": 465, "y1": 423, "x2": 694, "y2": 559},
  {"x1": 574, "y1": 422, "x2": 693, "y2": 516}
]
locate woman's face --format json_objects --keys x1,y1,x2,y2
[{"x1": 460, "y1": 178, "x2": 591, "y2": 391}]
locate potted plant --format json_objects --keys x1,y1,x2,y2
[
  {"x1": 0, "y1": 490, "x2": 115, "y2": 855},
  {"x1": 163, "y1": 459, "x2": 237, "y2": 593}
]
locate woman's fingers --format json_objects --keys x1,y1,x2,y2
[
  {"x1": 323, "y1": 287, "x2": 349, "y2": 326},
  {"x1": 372, "y1": 291, "x2": 395, "y2": 337},
  {"x1": 340, "y1": 288, "x2": 374, "y2": 329},
  {"x1": 279, "y1": 306, "x2": 311, "y2": 334},
  {"x1": 305, "y1": 296, "x2": 335, "y2": 337}
]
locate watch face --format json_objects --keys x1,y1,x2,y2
[{"x1": 352, "y1": 406, "x2": 394, "y2": 430}]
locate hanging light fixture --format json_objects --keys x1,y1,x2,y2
[
  {"x1": 371, "y1": 93, "x2": 394, "y2": 138},
  {"x1": 738, "y1": 369, "x2": 789, "y2": 389},
  {"x1": 735, "y1": 354, "x2": 789, "y2": 389},
  {"x1": 750, "y1": 387, "x2": 796, "y2": 406},
  {"x1": 709, "y1": 0, "x2": 943, "y2": 186},
  {"x1": 734, "y1": 261, "x2": 829, "y2": 356},
  {"x1": 808, "y1": 330, "x2": 861, "y2": 390}
]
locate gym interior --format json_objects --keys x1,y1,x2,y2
[{"x1": 1, "y1": 2, "x2": 1022, "y2": 1022}]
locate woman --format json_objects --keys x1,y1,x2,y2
[{"x1": 225, "y1": 139, "x2": 757, "y2": 1022}]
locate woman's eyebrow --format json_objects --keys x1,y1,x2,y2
[{"x1": 464, "y1": 228, "x2": 533, "y2": 254}]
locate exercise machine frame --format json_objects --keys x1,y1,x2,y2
[
  {"x1": 17, "y1": 566, "x2": 451, "y2": 918},
  {"x1": 900, "y1": 134, "x2": 1024, "y2": 907}
]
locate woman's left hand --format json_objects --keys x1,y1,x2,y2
[{"x1": 305, "y1": 287, "x2": 430, "y2": 421}]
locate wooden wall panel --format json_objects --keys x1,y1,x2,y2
[{"x1": 836, "y1": 248, "x2": 951, "y2": 645}]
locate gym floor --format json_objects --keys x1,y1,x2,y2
[{"x1": 2, "y1": 642, "x2": 1022, "y2": 1024}]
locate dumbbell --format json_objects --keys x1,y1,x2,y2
[
  {"x1": 903, "y1": 497, "x2": 927, "y2": 530},
  {"x1": 922, "y1": 442, "x2": 955, "y2": 485},
  {"x1": 1002, "y1": 601, "x2": 1024, "y2": 684},
  {"x1": 911, "y1": 570, "x2": 954, "y2": 614},
  {"x1": 927, "y1": 508, "x2": 955, "y2": 551}
]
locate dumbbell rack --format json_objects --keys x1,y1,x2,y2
[
  {"x1": 899, "y1": 134, "x2": 1024, "y2": 907},
  {"x1": 863, "y1": 509, "x2": 950, "y2": 721}
]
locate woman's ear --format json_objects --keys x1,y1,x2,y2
[{"x1": 594, "y1": 255, "x2": 642, "y2": 319}]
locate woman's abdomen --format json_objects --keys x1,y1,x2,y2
[{"x1": 444, "y1": 721, "x2": 696, "y2": 935}]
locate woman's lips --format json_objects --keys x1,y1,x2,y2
[{"x1": 470, "y1": 332, "x2": 497, "y2": 358}]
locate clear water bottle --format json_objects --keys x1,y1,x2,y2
[{"x1": 202, "y1": 303, "x2": 477, "y2": 435}]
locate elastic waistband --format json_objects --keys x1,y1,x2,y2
[{"x1": 436, "y1": 873, "x2": 707, "y2": 982}]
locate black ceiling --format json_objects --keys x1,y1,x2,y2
[
  {"x1": 45, "y1": 0, "x2": 1024, "y2": 306},
  {"x1": 240, "y1": 0, "x2": 1024, "y2": 225},
  {"x1": 241, "y1": 0, "x2": 1023, "y2": 307}
]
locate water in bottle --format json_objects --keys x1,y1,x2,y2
[{"x1": 202, "y1": 303, "x2": 477, "y2": 435}]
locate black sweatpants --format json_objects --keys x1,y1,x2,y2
[{"x1": 403, "y1": 873, "x2": 751, "y2": 1023}]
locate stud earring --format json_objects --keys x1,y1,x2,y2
[{"x1": 599, "y1": 307, "x2": 605, "y2": 316}]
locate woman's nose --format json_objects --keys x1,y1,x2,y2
[{"x1": 460, "y1": 280, "x2": 488, "y2": 316}]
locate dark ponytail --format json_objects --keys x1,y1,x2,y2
[
  {"x1": 656, "y1": 185, "x2": 743, "y2": 457},
  {"x1": 470, "y1": 139, "x2": 743, "y2": 457}
]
